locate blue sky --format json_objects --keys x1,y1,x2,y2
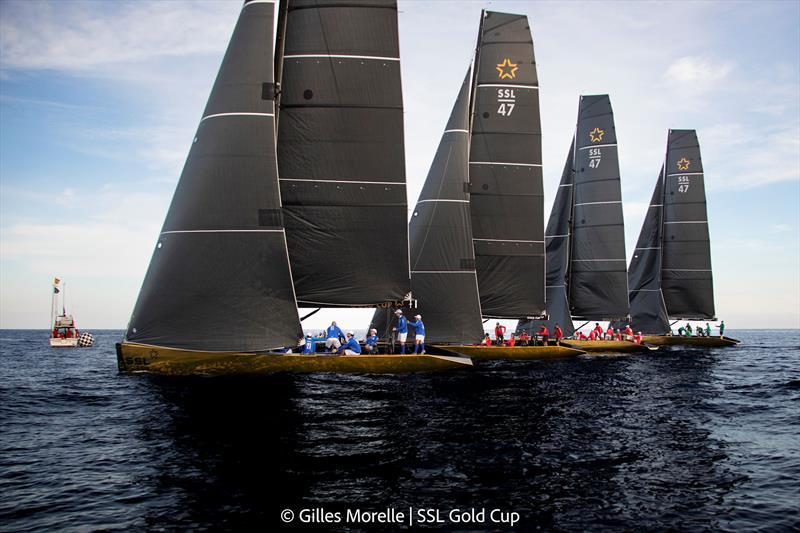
[{"x1": 1, "y1": 0, "x2": 798, "y2": 330}]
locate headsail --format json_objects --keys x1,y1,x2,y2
[
  {"x1": 568, "y1": 95, "x2": 629, "y2": 319},
  {"x1": 469, "y1": 10, "x2": 545, "y2": 318},
  {"x1": 126, "y1": 1, "x2": 302, "y2": 351},
  {"x1": 661, "y1": 129, "x2": 715, "y2": 319},
  {"x1": 276, "y1": 0, "x2": 410, "y2": 307}
]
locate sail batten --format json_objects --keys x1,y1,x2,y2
[
  {"x1": 125, "y1": 1, "x2": 302, "y2": 351},
  {"x1": 277, "y1": 0, "x2": 410, "y2": 307},
  {"x1": 469, "y1": 10, "x2": 545, "y2": 318}
]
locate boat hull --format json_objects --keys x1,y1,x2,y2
[
  {"x1": 50, "y1": 338, "x2": 78, "y2": 348},
  {"x1": 560, "y1": 339, "x2": 657, "y2": 353},
  {"x1": 641, "y1": 335, "x2": 740, "y2": 347},
  {"x1": 116, "y1": 342, "x2": 472, "y2": 375},
  {"x1": 432, "y1": 345, "x2": 585, "y2": 360}
]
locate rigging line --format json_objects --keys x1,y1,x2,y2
[{"x1": 299, "y1": 308, "x2": 322, "y2": 321}]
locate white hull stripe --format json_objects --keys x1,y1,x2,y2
[
  {"x1": 572, "y1": 258, "x2": 626, "y2": 262},
  {"x1": 574, "y1": 200, "x2": 622, "y2": 206},
  {"x1": 200, "y1": 112, "x2": 273, "y2": 123},
  {"x1": 284, "y1": 54, "x2": 399, "y2": 61},
  {"x1": 578, "y1": 143, "x2": 617, "y2": 150},
  {"x1": 444, "y1": 129, "x2": 468, "y2": 134},
  {"x1": 412, "y1": 270, "x2": 475, "y2": 274},
  {"x1": 416, "y1": 199, "x2": 469, "y2": 204},
  {"x1": 664, "y1": 221, "x2": 707, "y2": 224},
  {"x1": 478, "y1": 84, "x2": 538, "y2": 89},
  {"x1": 470, "y1": 162, "x2": 542, "y2": 167},
  {"x1": 161, "y1": 229, "x2": 284, "y2": 235},
  {"x1": 280, "y1": 178, "x2": 405, "y2": 186},
  {"x1": 473, "y1": 238, "x2": 544, "y2": 243},
  {"x1": 667, "y1": 172, "x2": 704, "y2": 176}
]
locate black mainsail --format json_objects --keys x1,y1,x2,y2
[
  {"x1": 276, "y1": 0, "x2": 410, "y2": 307},
  {"x1": 627, "y1": 129, "x2": 715, "y2": 333},
  {"x1": 125, "y1": 0, "x2": 302, "y2": 351},
  {"x1": 370, "y1": 71, "x2": 483, "y2": 343},
  {"x1": 468, "y1": 10, "x2": 545, "y2": 319}
]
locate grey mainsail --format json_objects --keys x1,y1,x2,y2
[
  {"x1": 662, "y1": 129, "x2": 715, "y2": 319},
  {"x1": 469, "y1": 10, "x2": 545, "y2": 319},
  {"x1": 276, "y1": 0, "x2": 410, "y2": 307},
  {"x1": 568, "y1": 95, "x2": 629, "y2": 319},
  {"x1": 125, "y1": 1, "x2": 302, "y2": 351},
  {"x1": 626, "y1": 129, "x2": 715, "y2": 333},
  {"x1": 370, "y1": 71, "x2": 483, "y2": 343}
]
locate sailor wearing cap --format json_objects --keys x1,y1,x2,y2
[
  {"x1": 365, "y1": 328, "x2": 380, "y2": 354},
  {"x1": 301, "y1": 333, "x2": 315, "y2": 355},
  {"x1": 337, "y1": 331, "x2": 362, "y2": 355},
  {"x1": 394, "y1": 309, "x2": 408, "y2": 354},
  {"x1": 408, "y1": 314, "x2": 426, "y2": 354}
]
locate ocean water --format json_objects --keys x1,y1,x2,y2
[{"x1": 0, "y1": 329, "x2": 798, "y2": 532}]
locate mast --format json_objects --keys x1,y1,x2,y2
[
  {"x1": 125, "y1": 0, "x2": 303, "y2": 351},
  {"x1": 276, "y1": 0, "x2": 410, "y2": 308},
  {"x1": 661, "y1": 129, "x2": 715, "y2": 319},
  {"x1": 567, "y1": 94, "x2": 629, "y2": 320},
  {"x1": 468, "y1": 10, "x2": 545, "y2": 319}
]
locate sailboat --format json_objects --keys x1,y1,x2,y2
[
  {"x1": 50, "y1": 278, "x2": 78, "y2": 347},
  {"x1": 116, "y1": 0, "x2": 472, "y2": 374},
  {"x1": 622, "y1": 129, "x2": 739, "y2": 347},
  {"x1": 517, "y1": 95, "x2": 654, "y2": 354},
  {"x1": 371, "y1": 10, "x2": 583, "y2": 360}
]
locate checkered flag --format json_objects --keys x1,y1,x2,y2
[{"x1": 77, "y1": 332, "x2": 94, "y2": 347}]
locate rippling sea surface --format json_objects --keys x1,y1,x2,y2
[{"x1": 1, "y1": 330, "x2": 798, "y2": 532}]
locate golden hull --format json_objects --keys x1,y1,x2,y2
[
  {"x1": 641, "y1": 335, "x2": 740, "y2": 347},
  {"x1": 116, "y1": 342, "x2": 473, "y2": 375},
  {"x1": 560, "y1": 340, "x2": 657, "y2": 353},
  {"x1": 432, "y1": 345, "x2": 585, "y2": 360}
]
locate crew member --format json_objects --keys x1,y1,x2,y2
[
  {"x1": 481, "y1": 333, "x2": 492, "y2": 346},
  {"x1": 301, "y1": 334, "x2": 315, "y2": 355},
  {"x1": 325, "y1": 321, "x2": 345, "y2": 352},
  {"x1": 634, "y1": 331, "x2": 643, "y2": 344},
  {"x1": 337, "y1": 331, "x2": 362, "y2": 355},
  {"x1": 408, "y1": 314, "x2": 426, "y2": 354},
  {"x1": 605, "y1": 326, "x2": 614, "y2": 340},
  {"x1": 395, "y1": 310, "x2": 409, "y2": 354},
  {"x1": 506, "y1": 334, "x2": 516, "y2": 347},
  {"x1": 624, "y1": 325, "x2": 634, "y2": 341},
  {"x1": 588, "y1": 329, "x2": 597, "y2": 341},
  {"x1": 685, "y1": 323, "x2": 693, "y2": 337},
  {"x1": 593, "y1": 323, "x2": 604, "y2": 339},
  {"x1": 719, "y1": 320, "x2": 725, "y2": 336},
  {"x1": 495, "y1": 322, "x2": 506, "y2": 343},
  {"x1": 554, "y1": 323, "x2": 563, "y2": 344},
  {"x1": 365, "y1": 328, "x2": 380, "y2": 354},
  {"x1": 538, "y1": 324, "x2": 549, "y2": 346},
  {"x1": 518, "y1": 331, "x2": 530, "y2": 346},
  {"x1": 705, "y1": 323, "x2": 712, "y2": 337}
]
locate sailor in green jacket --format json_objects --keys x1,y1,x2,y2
[{"x1": 719, "y1": 320, "x2": 725, "y2": 336}]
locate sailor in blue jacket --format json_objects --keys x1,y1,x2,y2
[
  {"x1": 408, "y1": 314, "x2": 426, "y2": 354},
  {"x1": 337, "y1": 331, "x2": 362, "y2": 355},
  {"x1": 325, "y1": 321, "x2": 345, "y2": 352},
  {"x1": 301, "y1": 334, "x2": 315, "y2": 355},
  {"x1": 394, "y1": 309, "x2": 408, "y2": 354},
  {"x1": 365, "y1": 328, "x2": 380, "y2": 354}
]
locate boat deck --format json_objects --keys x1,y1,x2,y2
[
  {"x1": 560, "y1": 339, "x2": 657, "y2": 353},
  {"x1": 432, "y1": 344, "x2": 585, "y2": 360},
  {"x1": 641, "y1": 335, "x2": 740, "y2": 347}
]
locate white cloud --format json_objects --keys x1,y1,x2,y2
[{"x1": 664, "y1": 55, "x2": 734, "y2": 85}]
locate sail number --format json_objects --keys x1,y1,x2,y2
[
  {"x1": 497, "y1": 89, "x2": 516, "y2": 116},
  {"x1": 588, "y1": 147, "x2": 602, "y2": 168},
  {"x1": 677, "y1": 175, "x2": 690, "y2": 193}
]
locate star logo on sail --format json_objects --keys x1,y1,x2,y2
[
  {"x1": 496, "y1": 58, "x2": 518, "y2": 80},
  {"x1": 589, "y1": 127, "x2": 605, "y2": 143},
  {"x1": 677, "y1": 157, "x2": 691, "y2": 171}
]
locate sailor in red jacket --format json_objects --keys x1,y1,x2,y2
[
  {"x1": 624, "y1": 325, "x2": 634, "y2": 341},
  {"x1": 593, "y1": 323, "x2": 604, "y2": 339},
  {"x1": 554, "y1": 323, "x2": 563, "y2": 344},
  {"x1": 634, "y1": 332, "x2": 643, "y2": 344},
  {"x1": 605, "y1": 326, "x2": 614, "y2": 340},
  {"x1": 494, "y1": 322, "x2": 506, "y2": 343},
  {"x1": 537, "y1": 325, "x2": 549, "y2": 346}
]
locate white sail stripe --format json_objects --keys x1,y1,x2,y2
[
  {"x1": 469, "y1": 162, "x2": 542, "y2": 167},
  {"x1": 578, "y1": 143, "x2": 617, "y2": 150},
  {"x1": 545, "y1": 234, "x2": 569, "y2": 238},
  {"x1": 572, "y1": 259, "x2": 627, "y2": 262},
  {"x1": 416, "y1": 199, "x2": 469, "y2": 204},
  {"x1": 649, "y1": 204, "x2": 663, "y2": 207},
  {"x1": 161, "y1": 229, "x2": 284, "y2": 234},
  {"x1": 635, "y1": 247, "x2": 661, "y2": 250},
  {"x1": 200, "y1": 112, "x2": 274, "y2": 123},
  {"x1": 574, "y1": 200, "x2": 622, "y2": 206},
  {"x1": 477, "y1": 84, "x2": 539, "y2": 89},
  {"x1": 559, "y1": 184, "x2": 574, "y2": 188},
  {"x1": 243, "y1": 0, "x2": 275, "y2": 6},
  {"x1": 663, "y1": 269, "x2": 712, "y2": 272},
  {"x1": 664, "y1": 221, "x2": 708, "y2": 224},
  {"x1": 280, "y1": 178, "x2": 405, "y2": 186},
  {"x1": 443, "y1": 129, "x2": 468, "y2": 133},
  {"x1": 473, "y1": 238, "x2": 544, "y2": 243},
  {"x1": 283, "y1": 54, "x2": 400, "y2": 61},
  {"x1": 667, "y1": 172, "x2": 704, "y2": 176},
  {"x1": 411, "y1": 270, "x2": 475, "y2": 274},
  {"x1": 629, "y1": 289, "x2": 661, "y2": 292},
  {"x1": 546, "y1": 285, "x2": 566, "y2": 288}
]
